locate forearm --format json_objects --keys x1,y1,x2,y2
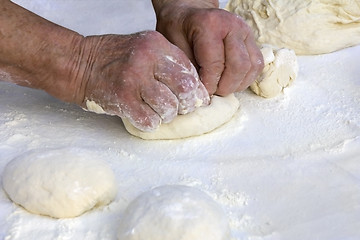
[{"x1": 0, "y1": 0, "x2": 84, "y2": 103}]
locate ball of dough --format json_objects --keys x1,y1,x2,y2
[
  {"x1": 250, "y1": 45, "x2": 298, "y2": 98},
  {"x1": 122, "y1": 94, "x2": 240, "y2": 140},
  {"x1": 117, "y1": 185, "x2": 231, "y2": 240},
  {"x1": 2, "y1": 148, "x2": 117, "y2": 218},
  {"x1": 226, "y1": 0, "x2": 360, "y2": 55}
]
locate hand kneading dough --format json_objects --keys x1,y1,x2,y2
[
  {"x1": 250, "y1": 45, "x2": 298, "y2": 98},
  {"x1": 122, "y1": 94, "x2": 240, "y2": 140},
  {"x1": 2, "y1": 148, "x2": 117, "y2": 218},
  {"x1": 226, "y1": 0, "x2": 360, "y2": 55},
  {"x1": 117, "y1": 185, "x2": 230, "y2": 240}
]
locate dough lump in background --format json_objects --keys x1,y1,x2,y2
[
  {"x1": 2, "y1": 148, "x2": 117, "y2": 218},
  {"x1": 122, "y1": 94, "x2": 240, "y2": 140},
  {"x1": 117, "y1": 185, "x2": 231, "y2": 240},
  {"x1": 226, "y1": 0, "x2": 360, "y2": 55},
  {"x1": 250, "y1": 45, "x2": 298, "y2": 98}
]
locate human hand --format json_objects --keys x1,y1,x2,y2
[
  {"x1": 152, "y1": 0, "x2": 264, "y2": 96},
  {"x1": 75, "y1": 31, "x2": 210, "y2": 131}
]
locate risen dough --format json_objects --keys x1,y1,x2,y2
[
  {"x1": 122, "y1": 94, "x2": 240, "y2": 140},
  {"x1": 226, "y1": 0, "x2": 360, "y2": 55},
  {"x1": 117, "y1": 185, "x2": 230, "y2": 240},
  {"x1": 250, "y1": 45, "x2": 298, "y2": 98},
  {"x1": 2, "y1": 148, "x2": 117, "y2": 218}
]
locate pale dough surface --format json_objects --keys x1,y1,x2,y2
[
  {"x1": 2, "y1": 148, "x2": 117, "y2": 218},
  {"x1": 117, "y1": 185, "x2": 230, "y2": 240},
  {"x1": 122, "y1": 94, "x2": 240, "y2": 140},
  {"x1": 226, "y1": 0, "x2": 360, "y2": 55},
  {"x1": 250, "y1": 45, "x2": 298, "y2": 98}
]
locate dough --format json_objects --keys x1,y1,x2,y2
[
  {"x1": 2, "y1": 148, "x2": 117, "y2": 218},
  {"x1": 86, "y1": 100, "x2": 107, "y2": 114},
  {"x1": 117, "y1": 185, "x2": 230, "y2": 240},
  {"x1": 122, "y1": 94, "x2": 240, "y2": 140},
  {"x1": 226, "y1": 0, "x2": 360, "y2": 55},
  {"x1": 250, "y1": 45, "x2": 298, "y2": 98}
]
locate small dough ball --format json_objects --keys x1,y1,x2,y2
[
  {"x1": 250, "y1": 45, "x2": 298, "y2": 98},
  {"x1": 117, "y1": 185, "x2": 231, "y2": 240},
  {"x1": 2, "y1": 148, "x2": 117, "y2": 218},
  {"x1": 122, "y1": 94, "x2": 240, "y2": 140},
  {"x1": 226, "y1": 0, "x2": 360, "y2": 55}
]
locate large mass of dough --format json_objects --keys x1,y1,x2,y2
[
  {"x1": 122, "y1": 94, "x2": 240, "y2": 140},
  {"x1": 226, "y1": 0, "x2": 360, "y2": 55},
  {"x1": 2, "y1": 148, "x2": 117, "y2": 218},
  {"x1": 117, "y1": 185, "x2": 231, "y2": 240},
  {"x1": 250, "y1": 45, "x2": 298, "y2": 98}
]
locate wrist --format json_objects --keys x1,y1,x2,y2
[
  {"x1": 152, "y1": 1, "x2": 213, "y2": 41},
  {"x1": 152, "y1": 0, "x2": 219, "y2": 20},
  {"x1": 152, "y1": 0, "x2": 218, "y2": 12},
  {"x1": 42, "y1": 31, "x2": 86, "y2": 105},
  {"x1": 13, "y1": 28, "x2": 86, "y2": 105}
]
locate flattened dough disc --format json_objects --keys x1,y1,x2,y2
[{"x1": 122, "y1": 94, "x2": 240, "y2": 140}]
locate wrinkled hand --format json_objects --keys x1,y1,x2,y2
[
  {"x1": 75, "y1": 31, "x2": 209, "y2": 131},
  {"x1": 153, "y1": 1, "x2": 264, "y2": 96}
]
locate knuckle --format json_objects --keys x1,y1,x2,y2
[
  {"x1": 234, "y1": 15, "x2": 250, "y2": 29},
  {"x1": 133, "y1": 31, "x2": 166, "y2": 51},
  {"x1": 198, "y1": 10, "x2": 215, "y2": 23},
  {"x1": 177, "y1": 77, "x2": 197, "y2": 94},
  {"x1": 142, "y1": 30, "x2": 165, "y2": 42},
  {"x1": 193, "y1": 9, "x2": 223, "y2": 28}
]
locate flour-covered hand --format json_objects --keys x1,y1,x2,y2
[{"x1": 77, "y1": 31, "x2": 210, "y2": 131}]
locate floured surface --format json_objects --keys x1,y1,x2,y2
[{"x1": 1, "y1": 0, "x2": 360, "y2": 239}]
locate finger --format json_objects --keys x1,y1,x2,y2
[
  {"x1": 164, "y1": 32, "x2": 198, "y2": 68},
  {"x1": 216, "y1": 31, "x2": 251, "y2": 96},
  {"x1": 155, "y1": 47, "x2": 210, "y2": 115},
  {"x1": 141, "y1": 80, "x2": 178, "y2": 123},
  {"x1": 123, "y1": 97, "x2": 162, "y2": 132},
  {"x1": 105, "y1": 89, "x2": 162, "y2": 132},
  {"x1": 195, "y1": 78, "x2": 210, "y2": 106},
  {"x1": 236, "y1": 32, "x2": 264, "y2": 92},
  {"x1": 193, "y1": 33, "x2": 225, "y2": 95}
]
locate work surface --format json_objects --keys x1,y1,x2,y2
[{"x1": 1, "y1": 0, "x2": 360, "y2": 239}]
